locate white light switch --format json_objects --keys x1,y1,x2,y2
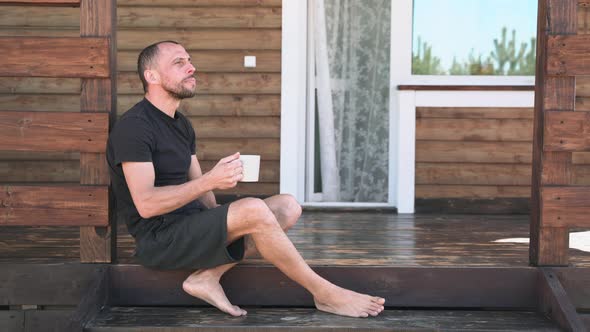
[{"x1": 244, "y1": 55, "x2": 256, "y2": 68}]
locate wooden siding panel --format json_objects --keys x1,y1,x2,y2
[
  {"x1": 0, "y1": 151, "x2": 78, "y2": 160},
  {"x1": 547, "y1": 35, "x2": 590, "y2": 75},
  {"x1": 118, "y1": 50, "x2": 281, "y2": 73},
  {"x1": 117, "y1": 0, "x2": 281, "y2": 6},
  {"x1": 415, "y1": 185, "x2": 531, "y2": 199},
  {"x1": 0, "y1": 94, "x2": 80, "y2": 112},
  {"x1": 0, "y1": 27, "x2": 79, "y2": 37},
  {"x1": 118, "y1": 7, "x2": 281, "y2": 28},
  {"x1": 190, "y1": 116, "x2": 279, "y2": 138},
  {"x1": 118, "y1": 29, "x2": 281, "y2": 50},
  {"x1": 118, "y1": 72, "x2": 280, "y2": 95},
  {"x1": 0, "y1": 6, "x2": 78, "y2": 27},
  {"x1": 119, "y1": 95, "x2": 281, "y2": 117},
  {"x1": 573, "y1": 152, "x2": 590, "y2": 164},
  {"x1": 416, "y1": 141, "x2": 532, "y2": 164},
  {"x1": 415, "y1": 107, "x2": 533, "y2": 199},
  {"x1": 416, "y1": 118, "x2": 533, "y2": 141},
  {"x1": 0, "y1": 111, "x2": 108, "y2": 153},
  {"x1": 0, "y1": 37, "x2": 109, "y2": 77},
  {"x1": 197, "y1": 138, "x2": 279, "y2": 161},
  {"x1": 544, "y1": 110, "x2": 590, "y2": 151},
  {"x1": 541, "y1": 186, "x2": 590, "y2": 227},
  {"x1": 416, "y1": 107, "x2": 534, "y2": 119},
  {"x1": 0, "y1": 77, "x2": 79, "y2": 94},
  {"x1": 0, "y1": 160, "x2": 79, "y2": 182},
  {"x1": 0, "y1": 185, "x2": 108, "y2": 226},
  {"x1": 0, "y1": 0, "x2": 79, "y2": 5},
  {"x1": 416, "y1": 163, "x2": 531, "y2": 186}
]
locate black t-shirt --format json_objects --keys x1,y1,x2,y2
[{"x1": 106, "y1": 98, "x2": 204, "y2": 237}]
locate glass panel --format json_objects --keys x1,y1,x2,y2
[
  {"x1": 314, "y1": 0, "x2": 390, "y2": 202},
  {"x1": 412, "y1": 0, "x2": 537, "y2": 76}
]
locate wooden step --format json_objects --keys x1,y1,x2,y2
[{"x1": 85, "y1": 306, "x2": 559, "y2": 332}]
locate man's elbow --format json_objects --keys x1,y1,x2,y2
[{"x1": 136, "y1": 201, "x2": 156, "y2": 219}]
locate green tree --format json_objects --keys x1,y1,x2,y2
[{"x1": 412, "y1": 37, "x2": 444, "y2": 75}]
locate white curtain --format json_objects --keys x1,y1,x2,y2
[{"x1": 315, "y1": 0, "x2": 391, "y2": 202}]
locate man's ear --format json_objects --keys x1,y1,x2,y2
[{"x1": 144, "y1": 69, "x2": 160, "y2": 85}]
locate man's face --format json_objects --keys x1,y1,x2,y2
[{"x1": 154, "y1": 43, "x2": 196, "y2": 100}]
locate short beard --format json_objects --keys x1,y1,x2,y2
[{"x1": 163, "y1": 80, "x2": 196, "y2": 100}]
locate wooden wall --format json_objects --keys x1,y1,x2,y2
[
  {"x1": 415, "y1": 104, "x2": 590, "y2": 208},
  {"x1": 0, "y1": 0, "x2": 281, "y2": 197},
  {"x1": 415, "y1": 106, "x2": 534, "y2": 202}
]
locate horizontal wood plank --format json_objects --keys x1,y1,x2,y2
[
  {"x1": 119, "y1": 94, "x2": 281, "y2": 117},
  {"x1": 0, "y1": 37, "x2": 109, "y2": 78},
  {"x1": 0, "y1": 185, "x2": 108, "y2": 226},
  {"x1": 0, "y1": 151, "x2": 79, "y2": 160},
  {"x1": 118, "y1": 50, "x2": 281, "y2": 72},
  {"x1": 416, "y1": 118, "x2": 533, "y2": 141},
  {"x1": 0, "y1": 94, "x2": 80, "y2": 112},
  {"x1": 416, "y1": 107, "x2": 533, "y2": 119},
  {"x1": 542, "y1": 186, "x2": 590, "y2": 227},
  {"x1": 118, "y1": 7, "x2": 281, "y2": 28},
  {"x1": 0, "y1": 6, "x2": 78, "y2": 27},
  {"x1": 0, "y1": 77, "x2": 79, "y2": 94},
  {"x1": 573, "y1": 152, "x2": 590, "y2": 164},
  {"x1": 118, "y1": 29, "x2": 281, "y2": 50},
  {"x1": 0, "y1": 111, "x2": 108, "y2": 153},
  {"x1": 0, "y1": 0, "x2": 79, "y2": 5},
  {"x1": 416, "y1": 163, "x2": 531, "y2": 186},
  {"x1": 190, "y1": 116, "x2": 279, "y2": 138},
  {"x1": 575, "y1": 76, "x2": 590, "y2": 97},
  {"x1": 0, "y1": 27, "x2": 79, "y2": 37},
  {"x1": 118, "y1": 72, "x2": 280, "y2": 95},
  {"x1": 416, "y1": 141, "x2": 532, "y2": 164},
  {"x1": 197, "y1": 138, "x2": 279, "y2": 160},
  {"x1": 117, "y1": 0, "x2": 281, "y2": 6},
  {"x1": 572, "y1": 164, "x2": 590, "y2": 185},
  {"x1": 0, "y1": 160, "x2": 79, "y2": 182},
  {"x1": 575, "y1": 96, "x2": 590, "y2": 111},
  {"x1": 544, "y1": 110, "x2": 590, "y2": 151},
  {"x1": 547, "y1": 35, "x2": 590, "y2": 75},
  {"x1": 415, "y1": 185, "x2": 531, "y2": 198}
]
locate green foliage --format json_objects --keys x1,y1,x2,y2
[
  {"x1": 413, "y1": 26, "x2": 537, "y2": 76},
  {"x1": 412, "y1": 37, "x2": 445, "y2": 75}
]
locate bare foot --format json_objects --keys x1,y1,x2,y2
[
  {"x1": 314, "y1": 285, "x2": 385, "y2": 318},
  {"x1": 182, "y1": 270, "x2": 247, "y2": 317}
]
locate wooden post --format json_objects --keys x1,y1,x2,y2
[
  {"x1": 79, "y1": 0, "x2": 116, "y2": 263},
  {"x1": 530, "y1": 0, "x2": 576, "y2": 266}
]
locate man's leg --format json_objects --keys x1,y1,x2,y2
[
  {"x1": 182, "y1": 194, "x2": 301, "y2": 316},
  {"x1": 224, "y1": 197, "x2": 385, "y2": 318}
]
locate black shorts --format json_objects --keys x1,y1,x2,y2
[{"x1": 133, "y1": 203, "x2": 245, "y2": 270}]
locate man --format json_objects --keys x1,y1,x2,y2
[{"x1": 106, "y1": 40, "x2": 385, "y2": 318}]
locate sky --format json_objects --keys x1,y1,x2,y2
[{"x1": 412, "y1": 0, "x2": 538, "y2": 71}]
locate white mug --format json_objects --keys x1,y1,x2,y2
[{"x1": 239, "y1": 155, "x2": 260, "y2": 182}]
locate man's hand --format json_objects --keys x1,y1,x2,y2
[{"x1": 204, "y1": 152, "x2": 244, "y2": 190}]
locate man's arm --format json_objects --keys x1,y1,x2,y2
[
  {"x1": 122, "y1": 153, "x2": 242, "y2": 218},
  {"x1": 188, "y1": 155, "x2": 217, "y2": 209}
]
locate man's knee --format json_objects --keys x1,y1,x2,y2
[
  {"x1": 239, "y1": 197, "x2": 277, "y2": 229},
  {"x1": 281, "y1": 194, "x2": 302, "y2": 228}
]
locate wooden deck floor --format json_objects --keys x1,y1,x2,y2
[{"x1": 1, "y1": 212, "x2": 589, "y2": 267}]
